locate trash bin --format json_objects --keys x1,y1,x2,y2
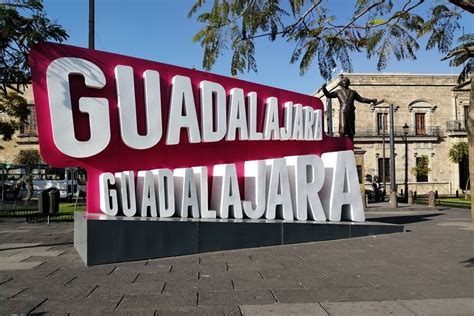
[
  {"x1": 39, "y1": 188, "x2": 59, "y2": 214},
  {"x1": 38, "y1": 189, "x2": 51, "y2": 214},
  {"x1": 48, "y1": 188, "x2": 60, "y2": 214}
]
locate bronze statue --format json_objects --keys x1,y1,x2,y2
[{"x1": 322, "y1": 77, "x2": 377, "y2": 141}]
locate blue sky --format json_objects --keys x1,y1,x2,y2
[{"x1": 43, "y1": 0, "x2": 472, "y2": 94}]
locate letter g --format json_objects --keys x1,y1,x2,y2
[{"x1": 46, "y1": 57, "x2": 110, "y2": 158}]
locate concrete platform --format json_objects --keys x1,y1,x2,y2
[{"x1": 74, "y1": 212, "x2": 404, "y2": 266}]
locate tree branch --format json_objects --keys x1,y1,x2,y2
[
  {"x1": 449, "y1": 0, "x2": 474, "y2": 13},
  {"x1": 332, "y1": 0, "x2": 385, "y2": 37}
]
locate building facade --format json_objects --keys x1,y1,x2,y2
[
  {"x1": 0, "y1": 86, "x2": 38, "y2": 164},
  {"x1": 316, "y1": 73, "x2": 471, "y2": 195}
]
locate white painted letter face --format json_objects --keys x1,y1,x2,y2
[
  {"x1": 320, "y1": 151, "x2": 365, "y2": 222},
  {"x1": 200, "y1": 81, "x2": 227, "y2": 142},
  {"x1": 46, "y1": 57, "x2": 110, "y2": 158},
  {"x1": 99, "y1": 173, "x2": 118, "y2": 216},
  {"x1": 115, "y1": 66, "x2": 163, "y2": 149}
]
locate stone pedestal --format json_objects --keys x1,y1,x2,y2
[{"x1": 74, "y1": 213, "x2": 404, "y2": 266}]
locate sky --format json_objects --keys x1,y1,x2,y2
[{"x1": 42, "y1": 0, "x2": 472, "y2": 95}]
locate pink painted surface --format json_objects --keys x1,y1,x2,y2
[{"x1": 29, "y1": 43, "x2": 352, "y2": 213}]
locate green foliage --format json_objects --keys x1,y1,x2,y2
[
  {"x1": 14, "y1": 149, "x2": 42, "y2": 171},
  {"x1": 188, "y1": 0, "x2": 466, "y2": 80},
  {"x1": 442, "y1": 34, "x2": 473, "y2": 84},
  {"x1": 449, "y1": 142, "x2": 469, "y2": 164},
  {"x1": 14, "y1": 149, "x2": 42, "y2": 201},
  {"x1": 411, "y1": 155, "x2": 431, "y2": 177},
  {"x1": 1, "y1": 0, "x2": 68, "y2": 96},
  {"x1": 0, "y1": 92, "x2": 30, "y2": 140}
]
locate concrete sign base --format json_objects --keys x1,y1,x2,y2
[{"x1": 74, "y1": 212, "x2": 404, "y2": 266}]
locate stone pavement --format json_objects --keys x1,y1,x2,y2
[{"x1": 0, "y1": 208, "x2": 473, "y2": 315}]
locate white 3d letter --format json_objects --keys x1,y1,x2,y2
[
  {"x1": 292, "y1": 104, "x2": 304, "y2": 140},
  {"x1": 286, "y1": 155, "x2": 326, "y2": 221},
  {"x1": 320, "y1": 150, "x2": 365, "y2": 222},
  {"x1": 280, "y1": 102, "x2": 293, "y2": 140},
  {"x1": 263, "y1": 97, "x2": 280, "y2": 140},
  {"x1": 193, "y1": 166, "x2": 216, "y2": 218},
  {"x1": 243, "y1": 160, "x2": 267, "y2": 219},
  {"x1": 46, "y1": 57, "x2": 110, "y2": 158},
  {"x1": 99, "y1": 173, "x2": 118, "y2": 216},
  {"x1": 248, "y1": 92, "x2": 263, "y2": 140},
  {"x1": 115, "y1": 171, "x2": 137, "y2": 217},
  {"x1": 152, "y1": 169, "x2": 175, "y2": 217},
  {"x1": 211, "y1": 164, "x2": 243, "y2": 219},
  {"x1": 166, "y1": 76, "x2": 201, "y2": 145},
  {"x1": 227, "y1": 88, "x2": 249, "y2": 141},
  {"x1": 200, "y1": 81, "x2": 227, "y2": 142},
  {"x1": 137, "y1": 171, "x2": 158, "y2": 217},
  {"x1": 115, "y1": 66, "x2": 162, "y2": 149},
  {"x1": 265, "y1": 158, "x2": 293, "y2": 220},
  {"x1": 174, "y1": 168, "x2": 200, "y2": 218}
]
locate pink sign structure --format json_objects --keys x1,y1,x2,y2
[{"x1": 29, "y1": 43, "x2": 353, "y2": 218}]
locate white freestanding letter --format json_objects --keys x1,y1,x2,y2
[
  {"x1": 211, "y1": 164, "x2": 243, "y2": 219},
  {"x1": 263, "y1": 97, "x2": 280, "y2": 140},
  {"x1": 193, "y1": 166, "x2": 216, "y2": 218},
  {"x1": 152, "y1": 169, "x2": 175, "y2": 217},
  {"x1": 320, "y1": 150, "x2": 365, "y2": 222},
  {"x1": 136, "y1": 171, "x2": 158, "y2": 217},
  {"x1": 286, "y1": 155, "x2": 326, "y2": 221},
  {"x1": 265, "y1": 158, "x2": 293, "y2": 220},
  {"x1": 243, "y1": 160, "x2": 266, "y2": 219},
  {"x1": 99, "y1": 173, "x2": 118, "y2": 216},
  {"x1": 115, "y1": 171, "x2": 137, "y2": 217},
  {"x1": 174, "y1": 168, "x2": 200, "y2": 218}
]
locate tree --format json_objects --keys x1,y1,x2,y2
[
  {"x1": 1, "y1": 0, "x2": 68, "y2": 140},
  {"x1": 449, "y1": 141, "x2": 469, "y2": 164},
  {"x1": 189, "y1": 0, "x2": 474, "y2": 220},
  {"x1": 411, "y1": 155, "x2": 431, "y2": 180},
  {"x1": 189, "y1": 0, "x2": 471, "y2": 79},
  {"x1": 14, "y1": 149, "x2": 42, "y2": 201}
]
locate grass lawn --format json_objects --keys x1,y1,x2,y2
[
  {"x1": 417, "y1": 197, "x2": 471, "y2": 209},
  {"x1": 59, "y1": 202, "x2": 85, "y2": 214}
]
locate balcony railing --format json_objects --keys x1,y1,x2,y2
[
  {"x1": 355, "y1": 125, "x2": 441, "y2": 138},
  {"x1": 446, "y1": 120, "x2": 467, "y2": 132}
]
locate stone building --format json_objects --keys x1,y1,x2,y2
[
  {"x1": 0, "y1": 86, "x2": 38, "y2": 164},
  {"x1": 316, "y1": 73, "x2": 471, "y2": 195}
]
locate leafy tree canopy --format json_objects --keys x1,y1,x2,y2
[
  {"x1": 1, "y1": 0, "x2": 68, "y2": 96},
  {"x1": 1, "y1": 0, "x2": 67, "y2": 142},
  {"x1": 189, "y1": 0, "x2": 472, "y2": 80},
  {"x1": 449, "y1": 141, "x2": 469, "y2": 163}
]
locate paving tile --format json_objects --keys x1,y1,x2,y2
[
  {"x1": 116, "y1": 293, "x2": 197, "y2": 310},
  {"x1": 0, "y1": 298, "x2": 46, "y2": 314},
  {"x1": 320, "y1": 300, "x2": 415, "y2": 315},
  {"x1": 93, "y1": 281, "x2": 166, "y2": 296},
  {"x1": 233, "y1": 277, "x2": 306, "y2": 290},
  {"x1": 198, "y1": 290, "x2": 277, "y2": 306},
  {"x1": 240, "y1": 302, "x2": 328, "y2": 315},
  {"x1": 273, "y1": 288, "x2": 353, "y2": 303},
  {"x1": 30, "y1": 294, "x2": 123, "y2": 313},
  {"x1": 398, "y1": 298, "x2": 474, "y2": 315}
]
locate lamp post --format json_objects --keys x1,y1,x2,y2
[{"x1": 403, "y1": 123, "x2": 409, "y2": 202}]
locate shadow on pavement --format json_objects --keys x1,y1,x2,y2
[
  {"x1": 460, "y1": 258, "x2": 474, "y2": 267},
  {"x1": 367, "y1": 213, "x2": 443, "y2": 225}
]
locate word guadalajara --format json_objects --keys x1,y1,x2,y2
[
  {"x1": 46, "y1": 58, "x2": 323, "y2": 159},
  {"x1": 99, "y1": 151, "x2": 365, "y2": 222}
]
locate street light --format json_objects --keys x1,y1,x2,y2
[{"x1": 402, "y1": 123, "x2": 409, "y2": 202}]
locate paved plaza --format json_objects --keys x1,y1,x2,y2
[{"x1": 0, "y1": 207, "x2": 473, "y2": 315}]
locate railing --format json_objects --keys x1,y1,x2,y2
[
  {"x1": 355, "y1": 125, "x2": 441, "y2": 138},
  {"x1": 446, "y1": 120, "x2": 467, "y2": 132}
]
